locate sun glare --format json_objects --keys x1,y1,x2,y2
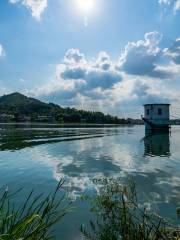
[{"x1": 76, "y1": 0, "x2": 95, "y2": 15}]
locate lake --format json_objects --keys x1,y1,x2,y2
[{"x1": 0, "y1": 124, "x2": 180, "y2": 239}]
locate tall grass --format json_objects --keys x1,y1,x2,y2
[
  {"x1": 0, "y1": 180, "x2": 72, "y2": 240},
  {"x1": 81, "y1": 179, "x2": 180, "y2": 240},
  {"x1": 0, "y1": 178, "x2": 180, "y2": 240}
]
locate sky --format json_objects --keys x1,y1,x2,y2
[{"x1": 0, "y1": 0, "x2": 179, "y2": 118}]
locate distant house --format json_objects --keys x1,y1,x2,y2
[
  {"x1": 37, "y1": 115, "x2": 55, "y2": 122},
  {"x1": 0, "y1": 114, "x2": 14, "y2": 121},
  {"x1": 16, "y1": 115, "x2": 31, "y2": 122}
]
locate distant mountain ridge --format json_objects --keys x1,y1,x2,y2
[
  {"x1": 0, "y1": 92, "x2": 130, "y2": 124},
  {"x1": 0, "y1": 92, "x2": 61, "y2": 115},
  {"x1": 0, "y1": 92, "x2": 41, "y2": 105}
]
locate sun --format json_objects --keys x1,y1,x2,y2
[{"x1": 76, "y1": 0, "x2": 95, "y2": 15}]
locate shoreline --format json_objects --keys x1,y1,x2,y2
[{"x1": 0, "y1": 122, "x2": 140, "y2": 127}]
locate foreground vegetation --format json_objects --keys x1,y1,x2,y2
[
  {"x1": 0, "y1": 180, "x2": 72, "y2": 240},
  {"x1": 1, "y1": 179, "x2": 180, "y2": 239},
  {"x1": 81, "y1": 179, "x2": 180, "y2": 240}
]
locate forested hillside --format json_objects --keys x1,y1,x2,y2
[{"x1": 0, "y1": 92, "x2": 129, "y2": 124}]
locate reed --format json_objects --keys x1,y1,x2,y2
[
  {"x1": 0, "y1": 180, "x2": 72, "y2": 240},
  {"x1": 81, "y1": 178, "x2": 180, "y2": 240},
  {"x1": 0, "y1": 178, "x2": 180, "y2": 240}
]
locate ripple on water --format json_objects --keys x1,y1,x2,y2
[{"x1": 0, "y1": 125, "x2": 180, "y2": 239}]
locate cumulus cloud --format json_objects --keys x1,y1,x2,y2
[
  {"x1": 29, "y1": 48, "x2": 122, "y2": 111},
  {"x1": 19, "y1": 78, "x2": 25, "y2": 83},
  {"x1": 0, "y1": 81, "x2": 10, "y2": 96},
  {"x1": 29, "y1": 33, "x2": 180, "y2": 117},
  {"x1": 110, "y1": 76, "x2": 170, "y2": 107},
  {"x1": 159, "y1": 0, "x2": 180, "y2": 13},
  {"x1": 174, "y1": 0, "x2": 180, "y2": 11},
  {"x1": 64, "y1": 49, "x2": 86, "y2": 64},
  {"x1": 117, "y1": 32, "x2": 167, "y2": 78},
  {"x1": 164, "y1": 38, "x2": 180, "y2": 64},
  {"x1": 9, "y1": 0, "x2": 47, "y2": 20},
  {"x1": 131, "y1": 79, "x2": 170, "y2": 104},
  {"x1": 159, "y1": 0, "x2": 171, "y2": 4},
  {"x1": 96, "y1": 52, "x2": 112, "y2": 70},
  {"x1": 57, "y1": 48, "x2": 122, "y2": 91},
  {"x1": 0, "y1": 44, "x2": 5, "y2": 57}
]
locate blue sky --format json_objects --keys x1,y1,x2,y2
[{"x1": 0, "y1": 0, "x2": 179, "y2": 117}]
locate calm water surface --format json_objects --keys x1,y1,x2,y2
[{"x1": 0, "y1": 124, "x2": 180, "y2": 239}]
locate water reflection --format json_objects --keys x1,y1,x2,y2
[
  {"x1": 143, "y1": 129, "x2": 171, "y2": 157},
  {"x1": 0, "y1": 127, "x2": 118, "y2": 151},
  {"x1": 1, "y1": 125, "x2": 180, "y2": 239}
]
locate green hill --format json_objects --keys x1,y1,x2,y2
[
  {"x1": 0, "y1": 92, "x2": 61, "y2": 115},
  {"x1": 0, "y1": 92, "x2": 129, "y2": 124}
]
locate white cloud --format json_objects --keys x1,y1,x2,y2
[
  {"x1": 0, "y1": 44, "x2": 5, "y2": 57},
  {"x1": 9, "y1": 0, "x2": 47, "y2": 20},
  {"x1": 19, "y1": 78, "x2": 25, "y2": 83},
  {"x1": 28, "y1": 33, "x2": 180, "y2": 117},
  {"x1": 58, "y1": 48, "x2": 122, "y2": 90},
  {"x1": 159, "y1": 0, "x2": 171, "y2": 4},
  {"x1": 0, "y1": 82, "x2": 10, "y2": 96},
  {"x1": 174, "y1": 0, "x2": 180, "y2": 11},
  {"x1": 117, "y1": 31, "x2": 166, "y2": 77},
  {"x1": 64, "y1": 48, "x2": 86, "y2": 64},
  {"x1": 29, "y1": 48, "x2": 122, "y2": 112},
  {"x1": 96, "y1": 51, "x2": 112, "y2": 70},
  {"x1": 31, "y1": 37, "x2": 177, "y2": 112},
  {"x1": 159, "y1": 0, "x2": 180, "y2": 13},
  {"x1": 164, "y1": 38, "x2": 180, "y2": 64}
]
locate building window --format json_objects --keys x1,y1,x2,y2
[
  {"x1": 158, "y1": 108, "x2": 162, "y2": 115},
  {"x1": 147, "y1": 109, "x2": 150, "y2": 115}
]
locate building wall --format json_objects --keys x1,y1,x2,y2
[{"x1": 144, "y1": 104, "x2": 170, "y2": 120}]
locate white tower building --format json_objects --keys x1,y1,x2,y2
[{"x1": 143, "y1": 104, "x2": 170, "y2": 130}]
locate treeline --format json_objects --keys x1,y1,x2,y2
[
  {"x1": 0, "y1": 93, "x2": 134, "y2": 124},
  {"x1": 53, "y1": 108, "x2": 129, "y2": 124},
  {"x1": 2, "y1": 107, "x2": 130, "y2": 124}
]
